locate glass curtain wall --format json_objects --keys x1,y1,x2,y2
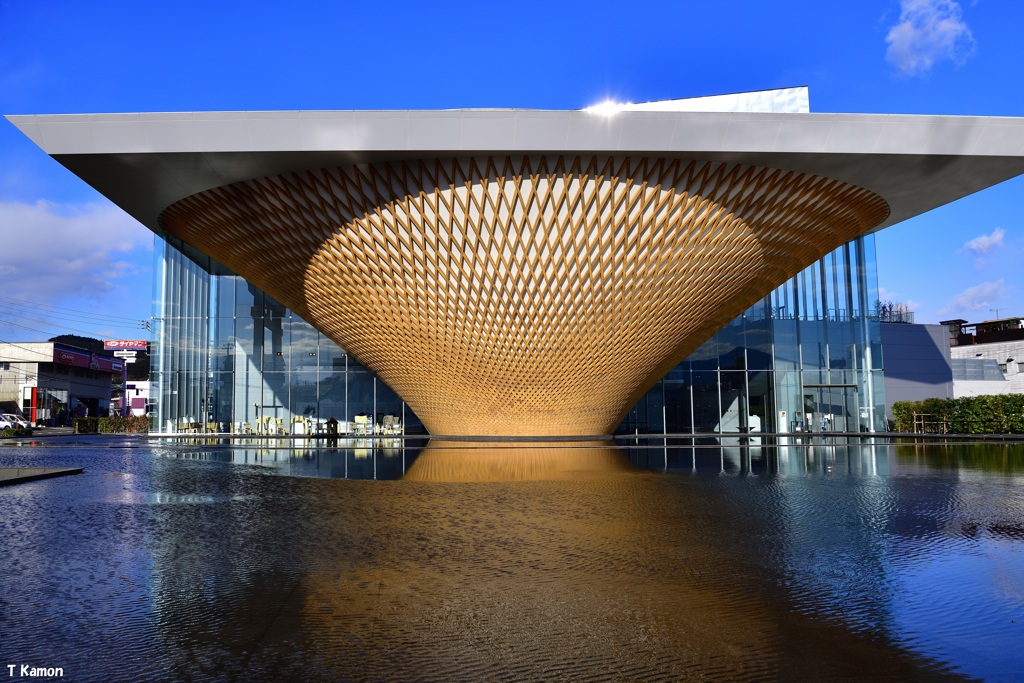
[
  {"x1": 152, "y1": 234, "x2": 885, "y2": 435},
  {"x1": 620, "y1": 235, "x2": 885, "y2": 435},
  {"x1": 151, "y1": 240, "x2": 419, "y2": 434},
  {"x1": 151, "y1": 243, "x2": 210, "y2": 433}
]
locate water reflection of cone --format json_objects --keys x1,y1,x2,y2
[{"x1": 403, "y1": 441, "x2": 632, "y2": 482}]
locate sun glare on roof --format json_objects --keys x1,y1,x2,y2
[{"x1": 583, "y1": 99, "x2": 631, "y2": 116}]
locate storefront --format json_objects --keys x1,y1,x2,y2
[{"x1": 0, "y1": 343, "x2": 124, "y2": 426}]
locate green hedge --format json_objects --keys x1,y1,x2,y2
[
  {"x1": 74, "y1": 415, "x2": 149, "y2": 434},
  {"x1": 99, "y1": 415, "x2": 149, "y2": 434},
  {"x1": 74, "y1": 417, "x2": 99, "y2": 434},
  {"x1": 1, "y1": 427, "x2": 33, "y2": 437},
  {"x1": 892, "y1": 394, "x2": 1024, "y2": 434}
]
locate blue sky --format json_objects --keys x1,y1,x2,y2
[{"x1": 1, "y1": 0, "x2": 1022, "y2": 343}]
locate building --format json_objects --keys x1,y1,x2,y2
[
  {"x1": 945, "y1": 317, "x2": 1024, "y2": 396},
  {"x1": 950, "y1": 358, "x2": 1010, "y2": 397},
  {"x1": 880, "y1": 322, "x2": 954, "y2": 420},
  {"x1": 150, "y1": 230, "x2": 883, "y2": 436},
  {"x1": 878, "y1": 316, "x2": 1024, "y2": 412},
  {"x1": 9, "y1": 89, "x2": 1024, "y2": 436},
  {"x1": 0, "y1": 342, "x2": 125, "y2": 425},
  {"x1": 624, "y1": 234, "x2": 885, "y2": 434},
  {"x1": 121, "y1": 380, "x2": 153, "y2": 417},
  {"x1": 102, "y1": 340, "x2": 152, "y2": 417}
]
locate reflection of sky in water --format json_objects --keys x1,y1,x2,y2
[
  {"x1": 892, "y1": 544, "x2": 1023, "y2": 679},
  {"x1": 880, "y1": 463, "x2": 1024, "y2": 680},
  {"x1": 0, "y1": 437, "x2": 1021, "y2": 680},
  {"x1": 624, "y1": 439, "x2": 1024, "y2": 680}
]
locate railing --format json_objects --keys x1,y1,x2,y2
[
  {"x1": 878, "y1": 309, "x2": 915, "y2": 324},
  {"x1": 912, "y1": 413, "x2": 948, "y2": 434}
]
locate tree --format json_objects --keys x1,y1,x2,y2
[
  {"x1": 48, "y1": 334, "x2": 104, "y2": 352},
  {"x1": 875, "y1": 299, "x2": 914, "y2": 324}
]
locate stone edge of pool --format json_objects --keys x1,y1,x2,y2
[{"x1": 0, "y1": 467, "x2": 84, "y2": 487}]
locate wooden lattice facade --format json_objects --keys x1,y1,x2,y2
[{"x1": 159, "y1": 155, "x2": 889, "y2": 436}]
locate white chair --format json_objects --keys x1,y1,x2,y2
[{"x1": 354, "y1": 414, "x2": 371, "y2": 436}]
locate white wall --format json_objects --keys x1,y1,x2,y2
[{"x1": 951, "y1": 340, "x2": 1024, "y2": 393}]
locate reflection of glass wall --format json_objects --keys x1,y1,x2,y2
[
  {"x1": 620, "y1": 235, "x2": 885, "y2": 435},
  {"x1": 153, "y1": 232, "x2": 885, "y2": 435}
]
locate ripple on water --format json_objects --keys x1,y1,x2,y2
[{"x1": 0, "y1": 439, "x2": 1018, "y2": 681}]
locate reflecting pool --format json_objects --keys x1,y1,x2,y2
[{"x1": 0, "y1": 436, "x2": 1021, "y2": 681}]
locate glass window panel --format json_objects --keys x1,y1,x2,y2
[
  {"x1": 772, "y1": 319, "x2": 799, "y2": 371},
  {"x1": 743, "y1": 330, "x2": 773, "y2": 371},
  {"x1": 619, "y1": 394, "x2": 647, "y2": 434},
  {"x1": 263, "y1": 314, "x2": 287, "y2": 373},
  {"x1": 715, "y1": 322, "x2": 746, "y2": 371},
  {"x1": 645, "y1": 383, "x2": 665, "y2": 433},
  {"x1": 347, "y1": 365, "x2": 374, "y2": 421},
  {"x1": 319, "y1": 370, "x2": 345, "y2": 425},
  {"x1": 259, "y1": 371, "x2": 288, "y2": 423},
  {"x1": 773, "y1": 370, "x2": 800, "y2": 432},
  {"x1": 689, "y1": 337, "x2": 720, "y2": 373},
  {"x1": 663, "y1": 379, "x2": 693, "y2": 434},
  {"x1": 210, "y1": 371, "x2": 233, "y2": 427},
  {"x1": 215, "y1": 275, "x2": 235, "y2": 317},
  {"x1": 718, "y1": 371, "x2": 744, "y2": 433},
  {"x1": 691, "y1": 370, "x2": 720, "y2": 432},
  {"x1": 799, "y1": 318, "x2": 827, "y2": 370},
  {"x1": 264, "y1": 370, "x2": 289, "y2": 404},
  {"x1": 210, "y1": 319, "x2": 236, "y2": 372},
  {"x1": 374, "y1": 379, "x2": 404, "y2": 429},
  {"x1": 871, "y1": 369, "x2": 887, "y2": 432},
  {"x1": 746, "y1": 370, "x2": 771, "y2": 432},
  {"x1": 233, "y1": 355, "x2": 263, "y2": 424},
  {"x1": 289, "y1": 320, "x2": 320, "y2": 370},
  {"x1": 289, "y1": 370, "x2": 319, "y2": 420},
  {"x1": 233, "y1": 317, "x2": 257, "y2": 359},
  {"x1": 235, "y1": 280, "x2": 258, "y2": 318},
  {"x1": 827, "y1": 320, "x2": 852, "y2": 370},
  {"x1": 319, "y1": 336, "x2": 347, "y2": 375},
  {"x1": 662, "y1": 360, "x2": 688, "y2": 379}
]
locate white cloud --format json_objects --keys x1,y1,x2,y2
[
  {"x1": 0, "y1": 200, "x2": 152, "y2": 305},
  {"x1": 938, "y1": 280, "x2": 1006, "y2": 316},
  {"x1": 961, "y1": 227, "x2": 1005, "y2": 255},
  {"x1": 885, "y1": 0, "x2": 975, "y2": 77}
]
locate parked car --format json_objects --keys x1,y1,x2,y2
[
  {"x1": 2, "y1": 413, "x2": 29, "y2": 428},
  {"x1": 0, "y1": 416, "x2": 13, "y2": 430}
]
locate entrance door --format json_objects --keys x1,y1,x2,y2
[{"x1": 803, "y1": 385, "x2": 859, "y2": 433}]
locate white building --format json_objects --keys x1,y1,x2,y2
[
  {"x1": 945, "y1": 318, "x2": 1024, "y2": 396},
  {"x1": 0, "y1": 342, "x2": 124, "y2": 425}
]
